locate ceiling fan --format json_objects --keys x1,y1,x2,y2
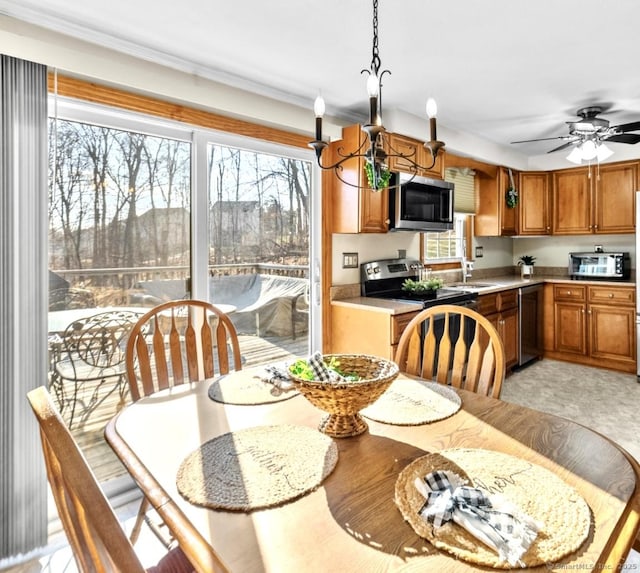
[{"x1": 511, "y1": 106, "x2": 640, "y2": 155}]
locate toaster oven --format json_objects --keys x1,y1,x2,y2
[{"x1": 568, "y1": 252, "x2": 630, "y2": 280}]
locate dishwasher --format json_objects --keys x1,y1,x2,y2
[{"x1": 518, "y1": 283, "x2": 543, "y2": 367}]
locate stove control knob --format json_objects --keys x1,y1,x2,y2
[
  {"x1": 373, "y1": 266, "x2": 380, "y2": 274},
  {"x1": 366, "y1": 267, "x2": 374, "y2": 275}
]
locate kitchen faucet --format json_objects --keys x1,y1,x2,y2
[{"x1": 461, "y1": 257, "x2": 474, "y2": 283}]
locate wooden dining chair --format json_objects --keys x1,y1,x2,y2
[
  {"x1": 27, "y1": 386, "x2": 195, "y2": 573},
  {"x1": 395, "y1": 304, "x2": 506, "y2": 399},
  {"x1": 126, "y1": 299, "x2": 242, "y2": 401},
  {"x1": 125, "y1": 299, "x2": 242, "y2": 544}
]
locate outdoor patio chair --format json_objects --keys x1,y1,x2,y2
[{"x1": 53, "y1": 309, "x2": 141, "y2": 428}]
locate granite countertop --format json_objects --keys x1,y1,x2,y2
[{"x1": 331, "y1": 275, "x2": 636, "y2": 315}]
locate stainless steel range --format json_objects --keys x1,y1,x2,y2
[{"x1": 360, "y1": 258, "x2": 478, "y2": 309}]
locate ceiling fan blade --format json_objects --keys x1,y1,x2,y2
[
  {"x1": 612, "y1": 121, "x2": 640, "y2": 133},
  {"x1": 604, "y1": 133, "x2": 640, "y2": 144},
  {"x1": 511, "y1": 136, "x2": 569, "y2": 144},
  {"x1": 547, "y1": 141, "x2": 575, "y2": 153}
]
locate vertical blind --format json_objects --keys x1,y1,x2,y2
[
  {"x1": 0, "y1": 55, "x2": 48, "y2": 560},
  {"x1": 446, "y1": 167, "x2": 476, "y2": 214}
]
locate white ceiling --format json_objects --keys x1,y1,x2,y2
[{"x1": 2, "y1": 0, "x2": 640, "y2": 161}]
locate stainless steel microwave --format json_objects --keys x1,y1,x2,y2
[
  {"x1": 568, "y1": 252, "x2": 630, "y2": 280},
  {"x1": 388, "y1": 173, "x2": 454, "y2": 232}
]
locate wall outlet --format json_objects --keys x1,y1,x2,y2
[
  {"x1": 342, "y1": 252, "x2": 359, "y2": 268},
  {"x1": 475, "y1": 246, "x2": 483, "y2": 258},
  {"x1": 594, "y1": 245, "x2": 603, "y2": 253}
]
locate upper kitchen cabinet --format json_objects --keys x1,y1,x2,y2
[
  {"x1": 594, "y1": 162, "x2": 637, "y2": 233},
  {"x1": 519, "y1": 171, "x2": 551, "y2": 235},
  {"x1": 385, "y1": 132, "x2": 444, "y2": 180},
  {"x1": 329, "y1": 124, "x2": 389, "y2": 233},
  {"x1": 552, "y1": 161, "x2": 637, "y2": 235},
  {"x1": 475, "y1": 167, "x2": 518, "y2": 236}
]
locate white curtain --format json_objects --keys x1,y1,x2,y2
[{"x1": 0, "y1": 55, "x2": 48, "y2": 560}]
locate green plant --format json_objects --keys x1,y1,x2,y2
[
  {"x1": 505, "y1": 187, "x2": 519, "y2": 208},
  {"x1": 364, "y1": 161, "x2": 392, "y2": 190},
  {"x1": 401, "y1": 277, "x2": 445, "y2": 293},
  {"x1": 505, "y1": 168, "x2": 518, "y2": 208},
  {"x1": 289, "y1": 357, "x2": 359, "y2": 381},
  {"x1": 518, "y1": 255, "x2": 536, "y2": 266}
]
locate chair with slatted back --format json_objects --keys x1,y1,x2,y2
[
  {"x1": 395, "y1": 304, "x2": 506, "y2": 399},
  {"x1": 27, "y1": 385, "x2": 196, "y2": 573},
  {"x1": 126, "y1": 299, "x2": 242, "y2": 401},
  {"x1": 125, "y1": 299, "x2": 242, "y2": 543}
]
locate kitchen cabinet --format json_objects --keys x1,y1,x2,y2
[
  {"x1": 552, "y1": 161, "x2": 637, "y2": 235},
  {"x1": 385, "y1": 132, "x2": 444, "y2": 180},
  {"x1": 330, "y1": 303, "x2": 419, "y2": 360},
  {"x1": 475, "y1": 167, "x2": 518, "y2": 236},
  {"x1": 329, "y1": 124, "x2": 389, "y2": 233},
  {"x1": 477, "y1": 289, "x2": 519, "y2": 371},
  {"x1": 549, "y1": 283, "x2": 636, "y2": 373},
  {"x1": 519, "y1": 172, "x2": 551, "y2": 235}
]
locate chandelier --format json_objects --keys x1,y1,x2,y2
[{"x1": 308, "y1": 0, "x2": 445, "y2": 191}]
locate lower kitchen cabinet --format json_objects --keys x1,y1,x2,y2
[
  {"x1": 477, "y1": 289, "x2": 519, "y2": 371},
  {"x1": 330, "y1": 304, "x2": 419, "y2": 360},
  {"x1": 548, "y1": 283, "x2": 636, "y2": 373}
]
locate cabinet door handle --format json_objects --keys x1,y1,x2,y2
[
  {"x1": 608, "y1": 293, "x2": 614, "y2": 298},
  {"x1": 581, "y1": 309, "x2": 585, "y2": 314}
]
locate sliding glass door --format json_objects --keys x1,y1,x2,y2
[{"x1": 48, "y1": 97, "x2": 317, "y2": 486}]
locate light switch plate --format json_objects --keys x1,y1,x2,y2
[
  {"x1": 342, "y1": 252, "x2": 359, "y2": 268},
  {"x1": 475, "y1": 246, "x2": 483, "y2": 258}
]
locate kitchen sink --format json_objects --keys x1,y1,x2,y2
[{"x1": 447, "y1": 282, "x2": 498, "y2": 289}]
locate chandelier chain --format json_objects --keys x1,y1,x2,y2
[{"x1": 370, "y1": 0, "x2": 381, "y2": 76}]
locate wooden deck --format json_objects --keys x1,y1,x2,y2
[{"x1": 58, "y1": 333, "x2": 309, "y2": 484}]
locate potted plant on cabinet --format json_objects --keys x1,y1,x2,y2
[{"x1": 518, "y1": 255, "x2": 536, "y2": 279}]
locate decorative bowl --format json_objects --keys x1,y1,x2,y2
[{"x1": 288, "y1": 354, "x2": 399, "y2": 438}]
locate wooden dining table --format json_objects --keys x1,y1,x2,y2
[{"x1": 105, "y1": 372, "x2": 640, "y2": 573}]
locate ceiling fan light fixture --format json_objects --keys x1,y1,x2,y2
[
  {"x1": 596, "y1": 143, "x2": 614, "y2": 162},
  {"x1": 580, "y1": 139, "x2": 598, "y2": 160},
  {"x1": 566, "y1": 146, "x2": 583, "y2": 164}
]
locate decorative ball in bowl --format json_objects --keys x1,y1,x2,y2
[{"x1": 288, "y1": 354, "x2": 399, "y2": 438}]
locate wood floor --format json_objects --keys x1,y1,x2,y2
[{"x1": 64, "y1": 333, "x2": 309, "y2": 484}]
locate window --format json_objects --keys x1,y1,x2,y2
[
  {"x1": 49, "y1": 116, "x2": 192, "y2": 305},
  {"x1": 423, "y1": 167, "x2": 474, "y2": 261},
  {"x1": 423, "y1": 214, "x2": 467, "y2": 260}
]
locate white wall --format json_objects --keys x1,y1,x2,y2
[
  {"x1": 472, "y1": 236, "x2": 514, "y2": 269},
  {"x1": 512, "y1": 234, "x2": 635, "y2": 269},
  {"x1": 332, "y1": 232, "x2": 420, "y2": 285}
]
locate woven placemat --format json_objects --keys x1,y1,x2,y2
[
  {"x1": 208, "y1": 368, "x2": 298, "y2": 405},
  {"x1": 176, "y1": 424, "x2": 338, "y2": 511},
  {"x1": 361, "y1": 378, "x2": 461, "y2": 425},
  {"x1": 395, "y1": 448, "x2": 591, "y2": 568}
]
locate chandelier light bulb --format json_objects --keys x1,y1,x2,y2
[
  {"x1": 366, "y1": 73, "x2": 379, "y2": 98},
  {"x1": 426, "y1": 98, "x2": 438, "y2": 119},
  {"x1": 313, "y1": 95, "x2": 325, "y2": 118}
]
